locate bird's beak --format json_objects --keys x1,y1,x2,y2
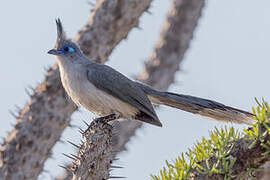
[{"x1": 47, "y1": 49, "x2": 61, "y2": 55}]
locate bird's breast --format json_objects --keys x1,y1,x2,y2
[{"x1": 59, "y1": 64, "x2": 138, "y2": 118}]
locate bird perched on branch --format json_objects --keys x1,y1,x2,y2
[{"x1": 48, "y1": 19, "x2": 254, "y2": 127}]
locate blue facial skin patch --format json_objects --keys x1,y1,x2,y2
[{"x1": 61, "y1": 45, "x2": 75, "y2": 54}]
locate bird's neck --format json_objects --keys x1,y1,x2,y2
[
  {"x1": 56, "y1": 56, "x2": 72, "y2": 71},
  {"x1": 56, "y1": 55, "x2": 95, "y2": 79},
  {"x1": 57, "y1": 54, "x2": 94, "y2": 66}
]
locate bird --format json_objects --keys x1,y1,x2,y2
[{"x1": 48, "y1": 19, "x2": 254, "y2": 127}]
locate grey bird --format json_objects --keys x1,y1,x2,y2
[{"x1": 48, "y1": 19, "x2": 254, "y2": 127}]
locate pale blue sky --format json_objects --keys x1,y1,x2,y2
[{"x1": 1, "y1": 0, "x2": 270, "y2": 179}]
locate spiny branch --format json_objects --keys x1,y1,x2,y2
[
  {"x1": 112, "y1": 0, "x2": 206, "y2": 153},
  {"x1": 71, "y1": 120, "x2": 114, "y2": 180},
  {"x1": 0, "y1": 0, "x2": 153, "y2": 179}
]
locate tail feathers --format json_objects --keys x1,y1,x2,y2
[
  {"x1": 148, "y1": 91, "x2": 255, "y2": 124},
  {"x1": 135, "y1": 111, "x2": 163, "y2": 127}
]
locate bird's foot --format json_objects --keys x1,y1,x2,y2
[
  {"x1": 96, "y1": 113, "x2": 120, "y2": 123},
  {"x1": 83, "y1": 113, "x2": 120, "y2": 134}
]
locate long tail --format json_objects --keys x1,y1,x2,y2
[{"x1": 136, "y1": 82, "x2": 255, "y2": 124}]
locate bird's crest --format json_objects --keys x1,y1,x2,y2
[{"x1": 55, "y1": 18, "x2": 66, "y2": 43}]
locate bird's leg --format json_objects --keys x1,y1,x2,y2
[{"x1": 83, "y1": 113, "x2": 120, "y2": 134}]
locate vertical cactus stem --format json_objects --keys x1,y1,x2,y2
[
  {"x1": 71, "y1": 119, "x2": 114, "y2": 180},
  {"x1": 0, "y1": 0, "x2": 154, "y2": 179}
]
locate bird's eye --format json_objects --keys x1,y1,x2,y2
[
  {"x1": 64, "y1": 47, "x2": 69, "y2": 52},
  {"x1": 62, "y1": 46, "x2": 75, "y2": 53}
]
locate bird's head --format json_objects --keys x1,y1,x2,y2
[{"x1": 48, "y1": 19, "x2": 83, "y2": 61}]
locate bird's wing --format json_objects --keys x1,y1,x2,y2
[{"x1": 86, "y1": 63, "x2": 159, "y2": 122}]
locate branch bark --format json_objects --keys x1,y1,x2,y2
[
  {"x1": 0, "y1": 0, "x2": 152, "y2": 179},
  {"x1": 112, "y1": 0, "x2": 206, "y2": 153},
  {"x1": 71, "y1": 121, "x2": 114, "y2": 180}
]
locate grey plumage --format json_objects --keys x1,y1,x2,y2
[
  {"x1": 86, "y1": 63, "x2": 162, "y2": 126},
  {"x1": 48, "y1": 19, "x2": 254, "y2": 127},
  {"x1": 136, "y1": 82, "x2": 254, "y2": 124}
]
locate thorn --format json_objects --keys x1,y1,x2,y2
[
  {"x1": 136, "y1": 25, "x2": 142, "y2": 30},
  {"x1": 8, "y1": 110, "x2": 18, "y2": 119},
  {"x1": 43, "y1": 66, "x2": 51, "y2": 72},
  {"x1": 87, "y1": 1, "x2": 95, "y2": 7},
  {"x1": 14, "y1": 105, "x2": 21, "y2": 112},
  {"x1": 58, "y1": 139, "x2": 65, "y2": 144},
  {"x1": 27, "y1": 85, "x2": 34, "y2": 92},
  {"x1": 83, "y1": 120, "x2": 89, "y2": 127},
  {"x1": 78, "y1": 128, "x2": 84, "y2": 134},
  {"x1": 111, "y1": 150, "x2": 120, "y2": 154},
  {"x1": 42, "y1": 169, "x2": 49, "y2": 173},
  {"x1": 62, "y1": 153, "x2": 77, "y2": 161},
  {"x1": 49, "y1": 155, "x2": 55, "y2": 160},
  {"x1": 70, "y1": 153, "x2": 80, "y2": 160},
  {"x1": 111, "y1": 165, "x2": 123, "y2": 169},
  {"x1": 143, "y1": 59, "x2": 149, "y2": 66},
  {"x1": 25, "y1": 88, "x2": 32, "y2": 96},
  {"x1": 109, "y1": 176, "x2": 126, "y2": 179},
  {"x1": 67, "y1": 140, "x2": 81, "y2": 149},
  {"x1": 145, "y1": 10, "x2": 152, "y2": 15},
  {"x1": 58, "y1": 165, "x2": 72, "y2": 172}
]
